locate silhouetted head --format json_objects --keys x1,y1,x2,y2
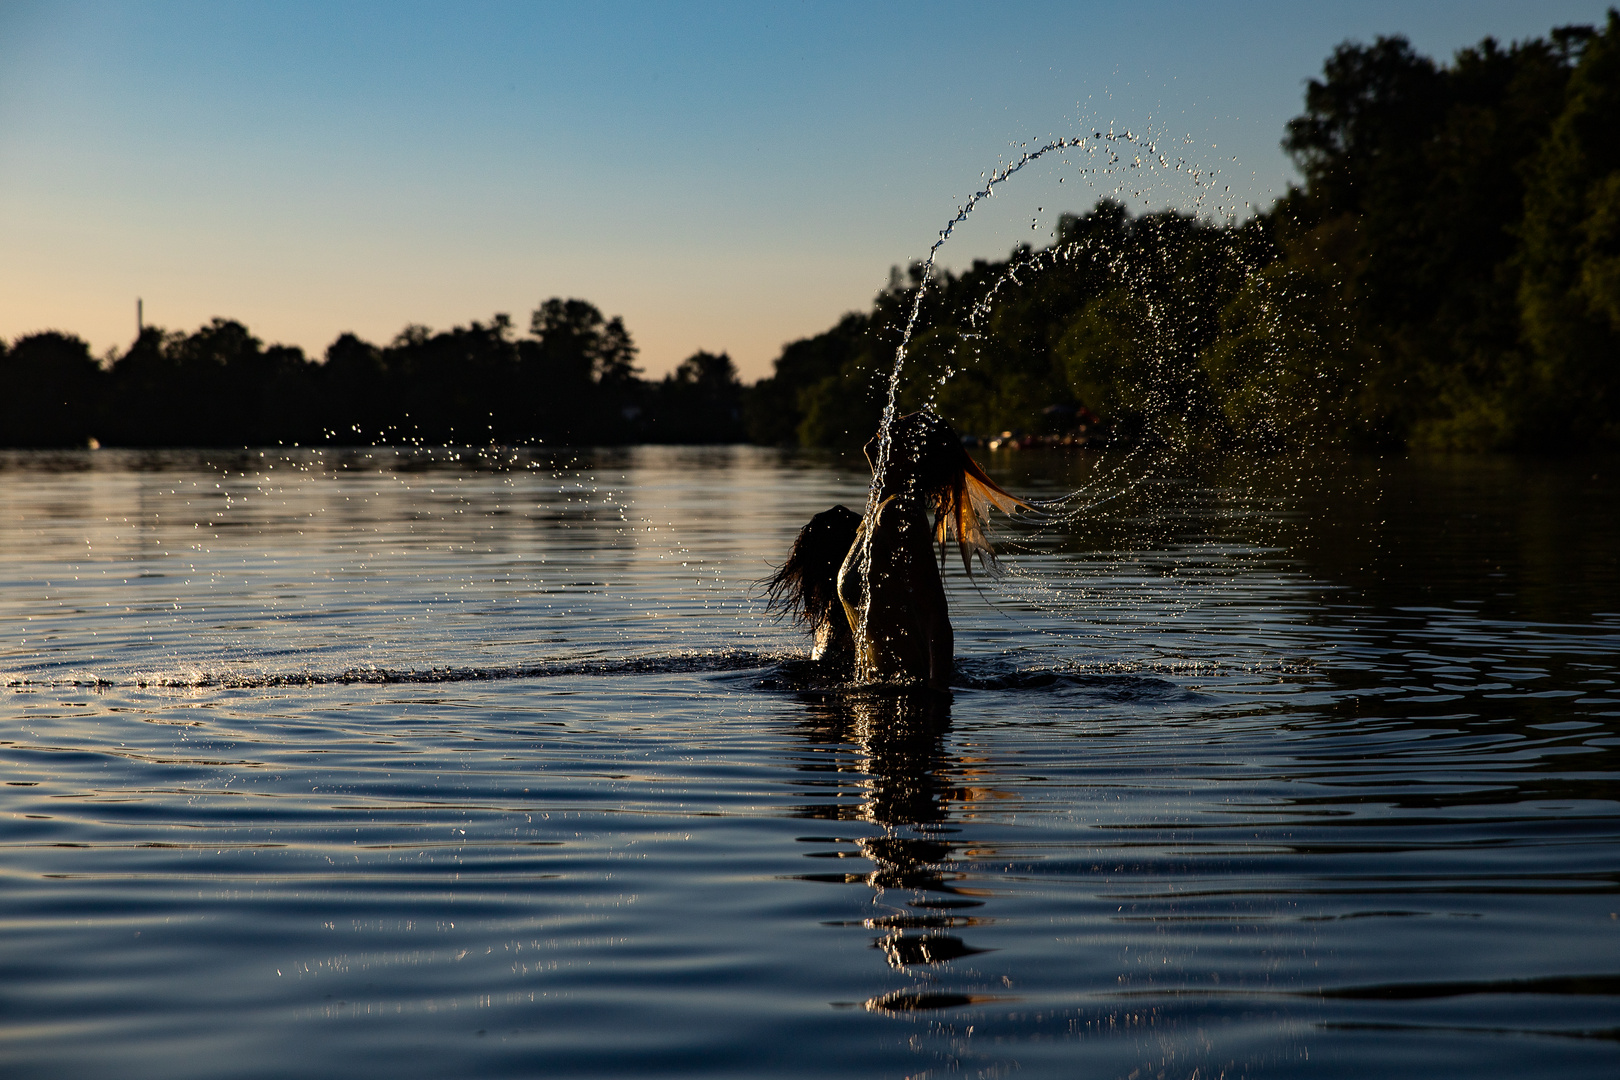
[
  {"x1": 864, "y1": 411, "x2": 1032, "y2": 572},
  {"x1": 864, "y1": 411, "x2": 969, "y2": 497}
]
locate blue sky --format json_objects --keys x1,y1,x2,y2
[{"x1": 1, "y1": 1, "x2": 1612, "y2": 379}]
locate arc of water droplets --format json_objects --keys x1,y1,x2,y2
[
  {"x1": 852, "y1": 136, "x2": 1088, "y2": 646},
  {"x1": 869, "y1": 135, "x2": 1089, "y2": 502},
  {"x1": 922, "y1": 133, "x2": 1252, "y2": 547},
  {"x1": 850, "y1": 133, "x2": 1144, "y2": 655},
  {"x1": 867, "y1": 130, "x2": 1201, "y2": 543},
  {"x1": 850, "y1": 128, "x2": 1268, "y2": 649}
]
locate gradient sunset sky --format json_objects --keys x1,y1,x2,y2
[{"x1": 2, "y1": 1, "x2": 1612, "y2": 379}]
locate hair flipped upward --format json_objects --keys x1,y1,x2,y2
[
  {"x1": 865, "y1": 411, "x2": 1032, "y2": 573},
  {"x1": 762, "y1": 504, "x2": 862, "y2": 628}
]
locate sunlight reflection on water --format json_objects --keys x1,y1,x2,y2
[{"x1": 1, "y1": 447, "x2": 1616, "y2": 1079}]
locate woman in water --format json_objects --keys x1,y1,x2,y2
[{"x1": 765, "y1": 411, "x2": 1031, "y2": 690}]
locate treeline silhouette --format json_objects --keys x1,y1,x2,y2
[
  {"x1": 749, "y1": 12, "x2": 1620, "y2": 452},
  {"x1": 0, "y1": 299, "x2": 743, "y2": 447},
  {"x1": 5, "y1": 14, "x2": 1617, "y2": 452}
]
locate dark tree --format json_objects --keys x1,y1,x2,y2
[
  {"x1": 1518, "y1": 11, "x2": 1620, "y2": 446},
  {"x1": 649, "y1": 350, "x2": 745, "y2": 442},
  {"x1": 385, "y1": 316, "x2": 518, "y2": 443},
  {"x1": 744, "y1": 313, "x2": 873, "y2": 446},
  {"x1": 1283, "y1": 36, "x2": 1444, "y2": 217},
  {"x1": 12, "y1": 15, "x2": 1620, "y2": 454},
  {"x1": 321, "y1": 332, "x2": 394, "y2": 441},
  {"x1": 0, "y1": 332, "x2": 105, "y2": 446}
]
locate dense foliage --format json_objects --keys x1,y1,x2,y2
[
  {"x1": 0, "y1": 300, "x2": 744, "y2": 447},
  {"x1": 4, "y1": 14, "x2": 1616, "y2": 451},
  {"x1": 749, "y1": 12, "x2": 1620, "y2": 451}
]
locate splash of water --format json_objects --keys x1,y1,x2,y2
[{"x1": 851, "y1": 127, "x2": 1293, "y2": 661}]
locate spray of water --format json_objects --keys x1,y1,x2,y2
[{"x1": 854, "y1": 126, "x2": 1303, "y2": 663}]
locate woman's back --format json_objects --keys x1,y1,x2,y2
[{"x1": 837, "y1": 495, "x2": 953, "y2": 690}]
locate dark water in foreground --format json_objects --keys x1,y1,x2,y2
[{"x1": 1, "y1": 446, "x2": 1616, "y2": 1079}]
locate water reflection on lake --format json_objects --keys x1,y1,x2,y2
[{"x1": 1, "y1": 446, "x2": 1616, "y2": 1079}]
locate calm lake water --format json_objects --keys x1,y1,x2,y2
[{"x1": 1, "y1": 445, "x2": 1616, "y2": 1079}]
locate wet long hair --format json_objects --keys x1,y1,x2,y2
[
  {"x1": 762, "y1": 504, "x2": 862, "y2": 628},
  {"x1": 866, "y1": 411, "x2": 1032, "y2": 573}
]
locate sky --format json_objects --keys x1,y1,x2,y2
[{"x1": 1, "y1": 1, "x2": 1614, "y2": 380}]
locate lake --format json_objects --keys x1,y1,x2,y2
[{"x1": 1, "y1": 445, "x2": 1616, "y2": 1079}]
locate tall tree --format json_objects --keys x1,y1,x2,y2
[
  {"x1": 1518, "y1": 11, "x2": 1620, "y2": 446},
  {"x1": 0, "y1": 332, "x2": 105, "y2": 446}
]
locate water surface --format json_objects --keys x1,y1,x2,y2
[{"x1": 2, "y1": 446, "x2": 1616, "y2": 1078}]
